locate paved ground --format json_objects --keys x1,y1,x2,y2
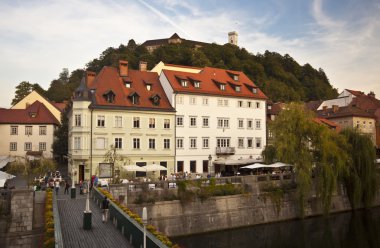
[{"x1": 56, "y1": 187, "x2": 133, "y2": 248}]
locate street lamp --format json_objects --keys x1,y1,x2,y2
[{"x1": 142, "y1": 207, "x2": 147, "y2": 248}]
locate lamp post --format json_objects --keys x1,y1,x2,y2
[
  {"x1": 142, "y1": 207, "x2": 147, "y2": 248},
  {"x1": 83, "y1": 181, "x2": 92, "y2": 230},
  {"x1": 208, "y1": 154, "x2": 213, "y2": 177}
]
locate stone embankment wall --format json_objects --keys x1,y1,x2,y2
[
  {"x1": 0, "y1": 189, "x2": 45, "y2": 248},
  {"x1": 109, "y1": 175, "x2": 380, "y2": 237}
]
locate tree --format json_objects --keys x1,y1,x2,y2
[
  {"x1": 7, "y1": 157, "x2": 57, "y2": 188},
  {"x1": 53, "y1": 104, "x2": 70, "y2": 162},
  {"x1": 104, "y1": 144, "x2": 123, "y2": 183},
  {"x1": 341, "y1": 128, "x2": 378, "y2": 209},
  {"x1": 269, "y1": 103, "x2": 347, "y2": 215}
]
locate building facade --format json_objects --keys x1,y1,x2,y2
[
  {"x1": 0, "y1": 101, "x2": 59, "y2": 158},
  {"x1": 159, "y1": 65, "x2": 267, "y2": 175},
  {"x1": 68, "y1": 61, "x2": 176, "y2": 183}
]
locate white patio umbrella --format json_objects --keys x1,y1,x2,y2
[
  {"x1": 269, "y1": 162, "x2": 293, "y2": 168},
  {"x1": 240, "y1": 163, "x2": 268, "y2": 170},
  {"x1": 122, "y1": 165, "x2": 146, "y2": 172},
  {"x1": 142, "y1": 163, "x2": 168, "y2": 172},
  {"x1": 0, "y1": 171, "x2": 15, "y2": 180}
]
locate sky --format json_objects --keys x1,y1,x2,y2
[{"x1": 0, "y1": 0, "x2": 379, "y2": 108}]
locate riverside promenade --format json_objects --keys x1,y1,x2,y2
[{"x1": 56, "y1": 187, "x2": 133, "y2": 248}]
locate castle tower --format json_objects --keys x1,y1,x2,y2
[{"x1": 228, "y1": 31, "x2": 238, "y2": 46}]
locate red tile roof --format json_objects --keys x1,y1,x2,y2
[
  {"x1": 313, "y1": 117, "x2": 341, "y2": 132},
  {"x1": 89, "y1": 67, "x2": 174, "y2": 111},
  {"x1": 316, "y1": 105, "x2": 375, "y2": 119},
  {"x1": 162, "y1": 67, "x2": 267, "y2": 99},
  {"x1": 0, "y1": 101, "x2": 60, "y2": 125},
  {"x1": 51, "y1": 101, "x2": 69, "y2": 112},
  {"x1": 346, "y1": 89, "x2": 365, "y2": 97}
]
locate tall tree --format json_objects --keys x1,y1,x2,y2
[
  {"x1": 52, "y1": 105, "x2": 70, "y2": 162},
  {"x1": 11, "y1": 81, "x2": 46, "y2": 105}
]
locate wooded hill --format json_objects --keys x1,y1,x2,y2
[{"x1": 12, "y1": 39, "x2": 338, "y2": 105}]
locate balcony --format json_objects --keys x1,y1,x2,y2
[{"x1": 215, "y1": 147, "x2": 235, "y2": 155}]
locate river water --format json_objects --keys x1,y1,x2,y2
[{"x1": 172, "y1": 207, "x2": 380, "y2": 248}]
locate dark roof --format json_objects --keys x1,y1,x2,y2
[
  {"x1": 316, "y1": 105, "x2": 375, "y2": 119},
  {"x1": 305, "y1": 100, "x2": 323, "y2": 111},
  {"x1": 142, "y1": 33, "x2": 209, "y2": 47},
  {"x1": 268, "y1": 102, "x2": 285, "y2": 115},
  {"x1": 162, "y1": 67, "x2": 267, "y2": 100},
  {"x1": 0, "y1": 101, "x2": 60, "y2": 125},
  {"x1": 79, "y1": 66, "x2": 174, "y2": 112}
]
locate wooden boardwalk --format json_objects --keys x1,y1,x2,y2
[{"x1": 56, "y1": 188, "x2": 133, "y2": 248}]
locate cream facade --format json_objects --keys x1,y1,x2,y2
[
  {"x1": 332, "y1": 116, "x2": 376, "y2": 143},
  {"x1": 0, "y1": 123, "x2": 55, "y2": 158},
  {"x1": 68, "y1": 101, "x2": 175, "y2": 183}
]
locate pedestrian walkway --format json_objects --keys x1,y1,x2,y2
[{"x1": 56, "y1": 188, "x2": 133, "y2": 248}]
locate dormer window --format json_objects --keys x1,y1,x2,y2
[
  {"x1": 252, "y1": 88, "x2": 257, "y2": 94},
  {"x1": 128, "y1": 92, "x2": 140, "y2": 105},
  {"x1": 194, "y1": 81, "x2": 200, "y2": 88},
  {"x1": 146, "y1": 84, "x2": 152, "y2": 91},
  {"x1": 220, "y1": 84, "x2": 225, "y2": 91},
  {"x1": 125, "y1": 83, "x2": 131, "y2": 88},
  {"x1": 103, "y1": 90, "x2": 116, "y2": 103},
  {"x1": 181, "y1": 79, "x2": 188, "y2": 87},
  {"x1": 150, "y1": 94, "x2": 161, "y2": 106},
  {"x1": 233, "y1": 74, "x2": 239, "y2": 81},
  {"x1": 30, "y1": 113, "x2": 36, "y2": 118},
  {"x1": 235, "y1": 86, "x2": 241, "y2": 92}
]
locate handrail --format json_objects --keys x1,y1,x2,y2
[{"x1": 52, "y1": 192, "x2": 64, "y2": 248}]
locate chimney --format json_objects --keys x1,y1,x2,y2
[
  {"x1": 139, "y1": 61, "x2": 147, "y2": 72},
  {"x1": 119, "y1": 60, "x2": 129, "y2": 77},
  {"x1": 332, "y1": 105, "x2": 339, "y2": 113},
  {"x1": 86, "y1": 71, "x2": 96, "y2": 87},
  {"x1": 368, "y1": 91, "x2": 375, "y2": 98}
]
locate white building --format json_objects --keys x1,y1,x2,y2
[
  {"x1": 0, "y1": 101, "x2": 59, "y2": 158},
  {"x1": 68, "y1": 61, "x2": 176, "y2": 182},
  {"x1": 158, "y1": 65, "x2": 268, "y2": 175}
]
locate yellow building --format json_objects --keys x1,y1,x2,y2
[{"x1": 68, "y1": 61, "x2": 175, "y2": 183}]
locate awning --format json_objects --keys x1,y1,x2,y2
[
  {"x1": 240, "y1": 162, "x2": 293, "y2": 170},
  {"x1": 0, "y1": 156, "x2": 15, "y2": 169},
  {"x1": 213, "y1": 158, "x2": 263, "y2": 166}
]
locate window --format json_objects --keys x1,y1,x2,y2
[
  {"x1": 176, "y1": 138, "x2": 184, "y2": 149},
  {"x1": 255, "y1": 120, "x2": 261, "y2": 129},
  {"x1": 96, "y1": 138, "x2": 106, "y2": 149},
  {"x1": 202, "y1": 98, "x2": 209, "y2": 105},
  {"x1": 238, "y1": 138, "x2": 244, "y2": 148},
  {"x1": 39, "y1": 126, "x2": 47, "y2": 135},
  {"x1": 217, "y1": 118, "x2": 229, "y2": 128},
  {"x1": 252, "y1": 88, "x2": 257, "y2": 94},
  {"x1": 202, "y1": 117, "x2": 209, "y2": 127},
  {"x1": 164, "y1": 119, "x2": 170, "y2": 129},
  {"x1": 146, "y1": 84, "x2": 152, "y2": 91},
  {"x1": 24, "y1": 142, "x2": 32, "y2": 151},
  {"x1": 131, "y1": 94, "x2": 139, "y2": 104},
  {"x1": 220, "y1": 84, "x2": 225, "y2": 91},
  {"x1": 10, "y1": 142, "x2": 17, "y2": 151},
  {"x1": 217, "y1": 138, "x2": 230, "y2": 147},
  {"x1": 133, "y1": 117, "x2": 140, "y2": 128},
  {"x1": 10, "y1": 126, "x2": 18, "y2": 135},
  {"x1": 255, "y1": 138, "x2": 262, "y2": 148},
  {"x1": 194, "y1": 81, "x2": 200, "y2": 88},
  {"x1": 125, "y1": 82, "x2": 131, "y2": 88},
  {"x1": 247, "y1": 119, "x2": 253, "y2": 129},
  {"x1": 190, "y1": 138, "x2": 197, "y2": 148},
  {"x1": 177, "y1": 161, "x2": 184, "y2": 172},
  {"x1": 190, "y1": 161, "x2": 196, "y2": 173},
  {"x1": 247, "y1": 101, "x2": 252, "y2": 108},
  {"x1": 74, "y1": 137, "x2": 81, "y2": 149},
  {"x1": 224, "y1": 100, "x2": 229, "y2": 106},
  {"x1": 97, "y1": 116, "x2": 105, "y2": 127},
  {"x1": 203, "y1": 160, "x2": 209, "y2": 173},
  {"x1": 149, "y1": 138, "x2": 156, "y2": 149},
  {"x1": 256, "y1": 102, "x2": 261, "y2": 108},
  {"x1": 149, "y1": 118, "x2": 155, "y2": 128},
  {"x1": 190, "y1": 97, "x2": 196, "y2": 105},
  {"x1": 238, "y1": 119, "x2": 244, "y2": 128},
  {"x1": 164, "y1": 139, "x2": 170, "y2": 149},
  {"x1": 247, "y1": 138, "x2": 253, "y2": 148},
  {"x1": 238, "y1": 101, "x2": 243, "y2": 107},
  {"x1": 233, "y1": 74, "x2": 239, "y2": 81},
  {"x1": 235, "y1": 86, "x2": 241, "y2": 92},
  {"x1": 181, "y1": 80, "x2": 188, "y2": 87},
  {"x1": 177, "y1": 116, "x2": 184, "y2": 126},
  {"x1": 218, "y1": 99, "x2": 223, "y2": 106},
  {"x1": 114, "y1": 116, "x2": 122, "y2": 128},
  {"x1": 25, "y1": 126, "x2": 32, "y2": 135},
  {"x1": 133, "y1": 138, "x2": 140, "y2": 149},
  {"x1": 177, "y1": 96, "x2": 184, "y2": 104},
  {"x1": 115, "y1": 138, "x2": 123, "y2": 149},
  {"x1": 39, "y1": 142, "x2": 46, "y2": 151},
  {"x1": 202, "y1": 137, "x2": 209, "y2": 149},
  {"x1": 75, "y1": 114, "x2": 82, "y2": 126},
  {"x1": 190, "y1": 117, "x2": 197, "y2": 127}
]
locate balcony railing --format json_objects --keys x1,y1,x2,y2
[{"x1": 215, "y1": 147, "x2": 235, "y2": 155}]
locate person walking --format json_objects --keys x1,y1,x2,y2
[
  {"x1": 64, "y1": 180, "x2": 70, "y2": 194},
  {"x1": 101, "y1": 196, "x2": 109, "y2": 223},
  {"x1": 54, "y1": 180, "x2": 60, "y2": 194}
]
